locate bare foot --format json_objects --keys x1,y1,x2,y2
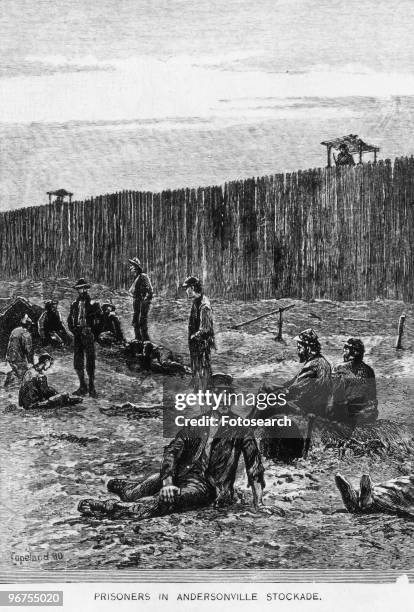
[
  {"x1": 359, "y1": 474, "x2": 374, "y2": 510},
  {"x1": 335, "y1": 473, "x2": 359, "y2": 513}
]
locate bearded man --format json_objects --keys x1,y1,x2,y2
[
  {"x1": 261, "y1": 328, "x2": 332, "y2": 419},
  {"x1": 332, "y1": 338, "x2": 378, "y2": 426}
]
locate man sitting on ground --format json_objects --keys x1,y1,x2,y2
[
  {"x1": 19, "y1": 351, "x2": 82, "y2": 410},
  {"x1": 262, "y1": 328, "x2": 332, "y2": 418},
  {"x1": 78, "y1": 374, "x2": 265, "y2": 519},
  {"x1": 331, "y1": 338, "x2": 378, "y2": 426},
  {"x1": 98, "y1": 303, "x2": 125, "y2": 344},
  {"x1": 38, "y1": 299, "x2": 71, "y2": 347}
]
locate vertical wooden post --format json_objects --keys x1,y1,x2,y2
[
  {"x1": 359, "y1": 143, "x2": 363, "y2": 164},
  {"x1": 396, "y1": 313, "x2": 406, "y2": 349},
  {"x1": 374, "y1": 150, "x2": 377, "y2": 164},
  {"x1": 276, "y1": 310, "x2": 283, "y2": 341},
  {"x1": 327, "y1": 145, "x2": 332, "y2": 168}
]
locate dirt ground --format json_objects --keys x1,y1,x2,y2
[{"x1": 1, "y1": 278, "x2": 414, "y2": 572}]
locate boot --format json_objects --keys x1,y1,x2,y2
[
  {"x1": 73, "y1": 371, "x2": 88, "y2": 396},
  {"x1": 88, "y1": 374, "x2": 98, "y2": 398}
]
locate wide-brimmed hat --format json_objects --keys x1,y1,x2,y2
[
  {"x1": 182, "y1": 275, "x2": 200, "y2": 288},
  {"x1": 74, "y1": 278, "x2": 91, "y2": 289},
  {"x1": 128, "y1": 257, "x2": 142, "y2": 268},
  {"x1": 102, "y1": 302, "x2": 115, "y2": 311}
]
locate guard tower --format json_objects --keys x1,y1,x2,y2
[
  {"x1": 47, "y1": 189, "x2": 73, "y2": 205},
  {"x1": 320, "y1": 134, "x2": 380, "y2": 168}
]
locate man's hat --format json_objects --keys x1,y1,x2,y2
[
  {"x1": 102, "y1": 302, "x2": 115, "y2": 311},
  {"x1": 339, "y1": 143, "x2": 349, "y2": 150},
  {"x1": 128, "y1": 257, "x2": 142, "y2": 268},
  {"x1": 294, "y1": 328, "x2": 319, "y2": 345},
  {"x1": 37, "y1": 351, "x2": 53, "y2": 364},
  {"x1": 182, "y1": 275, "x2": 200, "y2": 288},
  {"x1": 74, "y1": 278, "x2": 91, "y2": 289},
  {"x1": 21, "y1": 314, "x2": 33, "y2": 325}
]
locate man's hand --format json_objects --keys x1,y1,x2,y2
[{"x1": 159, "y1": 485, "x2": 180, "y2": 503}]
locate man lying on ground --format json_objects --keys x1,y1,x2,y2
[
  {"x1": 19, "y1": 351, "x2": 82, "y2": 410},
  {"x1": 124, "y1": 340, "x2": 190, "y2": 375},
  {"x1": 335, "y1": 472, "x2": 414, "y2": 517},
  {"x1": 78, "y1": 374, "x2": 265, "y2": 519},
  {"x1": 331, "y1": 338, "x2": 378, "y2": 426}
]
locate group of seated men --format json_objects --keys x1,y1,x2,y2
[
  {"x1": 5, "y1": 293, "x2": 377, "y2": 428},
  {"x1": 77, "y1": 328, "x2": 378, "y2": 519},
  {"x1": 37, "y1": 299, "x2": 125, "y2": 347},
  {"x1": 4, "y1": 297, "x2": 125, "y2": 408},
  {"x1": 262, "y1": 328, "x2": 378, "y2": 427}
]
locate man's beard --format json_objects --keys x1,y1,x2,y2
[{"x1": 298, "y1": 351, "x2": 308, "y2": 363}]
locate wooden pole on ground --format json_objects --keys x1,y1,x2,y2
[
  {"x1": 396, "y1": 313, "x2": 406, "y2": 349},
  {"x1": 230, "y1": 303, "x2": 295, "y2": 330}
]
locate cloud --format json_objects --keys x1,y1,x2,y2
[
  {"x1": 0, "y1": 54, "x2": 413, "y2": 125},
  {"x1": 26, "y1": 54, "x2": 112, "y2": 69}
]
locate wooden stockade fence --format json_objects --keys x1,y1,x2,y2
[{"x1": 0, "y1": 156, "x2": 413, "y2": 301}]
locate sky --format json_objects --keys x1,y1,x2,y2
[{"x1": 1, "y1": 0, "x2": 414, "y2": 209}]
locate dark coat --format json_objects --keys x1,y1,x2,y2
[
  {"x1": 68, "y1": 295, "x2": 101, "y2": 335},
  {"x1": 286, "y1": 355, "x2": 332, "y2": 417},
  {"x1": 161, "y1": 417, "x2": 265, "y2": 495}
]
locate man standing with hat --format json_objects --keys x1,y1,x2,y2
[
  {"x1": 128, "y1": 257, "x2": 153, "y2": 342},
  {"x1": 68, "y1": 278, "x2": 99, "y2": 397},
  {"x1": 183, "y1": 276, "x2": 215, "y2": 392},
  {"x1": 5, "y1": 314, "x2": 34, "y2": 383}
]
